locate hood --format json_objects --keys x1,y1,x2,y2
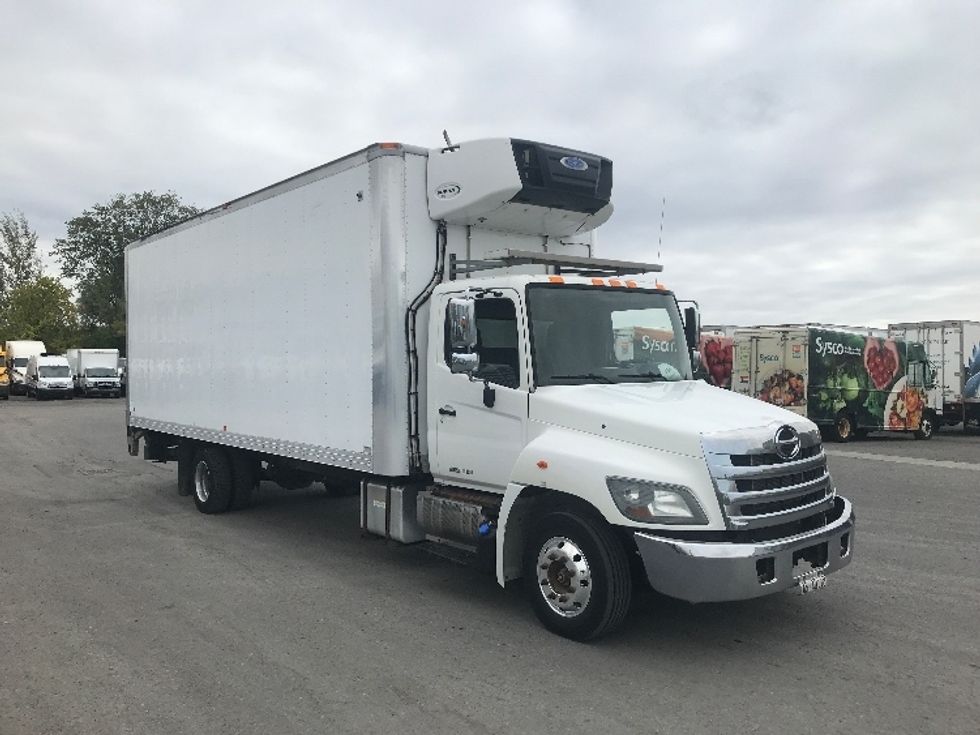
[{"x1": 530, "y1": 380, "x2": 813, "y2": 457}]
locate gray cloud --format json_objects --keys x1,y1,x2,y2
[{"x1": 2, "y1": 0, "x2": 978, "y2": 326}]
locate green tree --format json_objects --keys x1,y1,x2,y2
[
  {"x1": 2, "y1": 276, "x2": 79, "y2": 353},
  {"x1": 53, "y1": 192, "x2": 198, "y2": 344},
  {"x1": 0, "y1": 210, "x2": 42, "y2": 308}
]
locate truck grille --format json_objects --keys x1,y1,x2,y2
[{"x1": 702, "y1": 425, "x2": 834, "y2": 535}]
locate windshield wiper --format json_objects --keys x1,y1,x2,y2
[
  {"x1": 549, "y1": 373, "x2": 616, "y2": 384},
  {"x1": 619, "y1": 371, "x2": 668, "y2": 381}
]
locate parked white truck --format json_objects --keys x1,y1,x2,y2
[
  {"x1": 4, "y1": 340, "x2": 47, "y2": 395},
  {"x1": 126, "y1": 138, "x2": 855, "y2": 639},
  {"x1": 66, "y1": 348, "x2": 122, "y2": 397},
  {"x1": 888, "y1": 320, "x2": 980, "y2": 429},
  {"x1": 25, "y1": 353, "x2": 73, "y2": 400}
]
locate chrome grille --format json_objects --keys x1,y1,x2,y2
[{"x1": 702, "y1": 425, "x2": 834, "y2": 531}]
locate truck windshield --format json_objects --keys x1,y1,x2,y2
[
  {"x1": 39, "y1": 366, "x2": 70, "y2": 378},
  {"x1": 14, "y1": 358, "x2": 28, "y2": 368},
  {"x1": 527, "y1": 284, "x2": 693, "y2": 386},
  {"x1": 85, "y1": 368, "x2": 117, "y2": 378}
]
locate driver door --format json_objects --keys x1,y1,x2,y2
[{"x1": 428, "y1": 289, "x2": 529, "y2": 491}]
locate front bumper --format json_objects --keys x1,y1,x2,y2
[{"x1": 635, "y1": 496, "x2": 855, "y2": 603}]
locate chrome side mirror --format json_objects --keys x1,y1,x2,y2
[
  {"x1": 450, "y1": 352, "x2": 480, "y2": 375},
  {"x1": 448, "y1": 297, "x2": 477, "y2": 351}
]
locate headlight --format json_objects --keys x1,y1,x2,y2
[{"x1": 606, "y1": 477, "x2": 708, "y2": 524}]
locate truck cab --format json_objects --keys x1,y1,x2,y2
[
  {"x1": 426, "y1": 269, "x2": 853, "y2": 638},
  {"x1": 26, "y1": 354, "x2": 74, "y2": 400},
  {"x1": 0, "y1": 348, "x2": 8, "y2": 400}
]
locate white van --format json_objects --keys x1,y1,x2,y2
[
  {"x1": 25, "y1": 354, "x2": 74, "y2": 400},
  {"x1": 4, "y1": 340, "x2": 47, "y2": 395}
]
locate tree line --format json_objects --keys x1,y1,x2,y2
[{"x1": 1, "y1": 193, "x2": 198, "y2": 354}]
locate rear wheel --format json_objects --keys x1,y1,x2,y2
[
  {"x1": 832, "y1": 412, "x2": 855, "y2": 443},
  {"x1": 192, "y1": 446, "x2": 234, "y2": 514},
  {"x1": 914, "y1": 411, "x2": 935, "y2": 440},
  {"x1": 524, "y1": 508, "x2": 632, "y2": 641}
]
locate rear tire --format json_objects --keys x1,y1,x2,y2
[
  {"x1": 192, "y1": 446, "x2": 234, "y2": 514},
  {"x1": 914, "y1": 411, "x2": 935, "y2": 440},
  {"x1": 524, "y1": 508, "x2": 632, "y2": 641}
]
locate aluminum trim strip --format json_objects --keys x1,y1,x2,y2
[
  {"x1": 717, "y1": 471, "x2": 831, "y2": 505},
  {"x1": 706, "y1": 451, "x2": 827, "y2": 480},
  {"x1": 129, "y1": 416, "x2": 373, "y2": 472}
]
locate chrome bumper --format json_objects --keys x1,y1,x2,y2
[{"x1": 635, "y1": 497, "x2": 855, "y2": 603}]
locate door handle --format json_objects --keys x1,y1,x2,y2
[{"x1": 438, "y1": 406, "x2": 456, "y2": 417}]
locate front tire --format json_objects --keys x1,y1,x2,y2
[
  {"x1": 524, "y1": 508, "x2": 632, "y2": 641},
  {"x1": 915, "y1": 411, "x2": 935, "y2": 440},
  {"x1": 832, "y1": 412, "x2": 855, "y2": 443},
  {"x1": 192, "y1": 446, "x2": 234, "y2": 514}
]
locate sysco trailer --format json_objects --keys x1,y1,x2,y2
[
  {"x1": 888, "y1": 320, "x2": 980, "y2": 429},
  {"x1": 732, "y1": 326, "x2": 938, "y2": 442},
  {"x1": 126, "y1": 137, "x2": 855, "y2": 639}
]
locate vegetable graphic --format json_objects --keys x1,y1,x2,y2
[
  {"x1": 699, "y1": 336, "x2": 733, "y2": 388},
  {"x1": 864, "y1": 337, "x2": 899, "y2": 390}
]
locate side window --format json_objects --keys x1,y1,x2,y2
[
  {"x1": 444, "y1": 297, "x2": 521, "y2": 389},
  {"x1": 908, "y1": 361, "x2": 924, "y2": 387}
]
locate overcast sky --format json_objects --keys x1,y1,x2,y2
[{"x1": 2, "y1": 1, "x2": 978, "y2": 327}]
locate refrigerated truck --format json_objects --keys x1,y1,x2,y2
[
  {"x1": 888, "y1": 321, "x2": 980, "y2": 429},
  {"x1": 4, "y1": 340, "x2": 46, "y2": 395},
  {"x1": 66, "y1": 348, "x2": 121, "y2": 397},
  {"x1": 125, "y1": 137, "x2": 855, "y2": 640},
  {"x1": 733, "y1": 326, "x2": 938, "y2": 442}
]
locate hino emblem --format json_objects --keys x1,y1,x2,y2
[{"x1": 773, "y1": 425, "x2": 801, "y2": 461}]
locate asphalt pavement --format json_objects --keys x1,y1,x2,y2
[{"x1": 1, "y1": 397, "x2": 977, "y2": 734}]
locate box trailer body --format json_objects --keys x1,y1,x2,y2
[
  {"x1": 66, "y1": 348, "x2": 121, "y2": 397},
  {"x1": 126, "y1": 137, "x2": 854, "y2": 640},
  {"x1": 5, "y1": 340, "x2": 46, "y2": 395},
  {"x1": 888, "y1": 320, "x2": 980, "y2": 426},
  {"x1": 733, "y1": 326, "x2": 938, "y2": 440}
]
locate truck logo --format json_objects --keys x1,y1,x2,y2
[
  {"x1": 434, "y1": 182, "x2": 462, "y2": 200},
  {"x1": 814, "y1": 336, "x2": 861, "y2": 357},
  {"x1": 559, "y1": 156, "x2": 589, "y2": 171},
  {"x1": 773, "y1": 425, "x2": 801, "y2": 461}
]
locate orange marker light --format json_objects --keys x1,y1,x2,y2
[
  {"x1": 608, "y1": 278, "x2": 622, "y2": 287},
  {"x1": 591, "y1": 278, "x2": 605, "y2": 286},
  {"x1": 625, "y1": 280, "x2": 637, "y2": 288},
  {"x1": 656, "y1": 281, "x2": 667, "y2": 290},
  {"x1": 548, "y1": 275, "x2": 565, "y2": 284},
  {"x1": 378, "y1": 142, "x2": 401, "y2": 149},
  {"x1": 536, "y1": 460, "x2": 549, "y2": 470}
]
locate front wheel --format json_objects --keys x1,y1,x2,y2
[
  {"x1": 524, "y1": 508, "x2": 632, "y2": 641},
  {"x1": 832, "y1": 412, "x2": 855, "y2": 443},
  {"x1": 914, "y1": 411, "x2": 935, "y2": 440}
]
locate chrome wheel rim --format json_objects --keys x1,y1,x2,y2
[
  {"x1": 837, "y1": 418, "x2": 851, "y2": 439},
  {"x1": 921, "y1": 417, "x2": 932, "y2": 436},
  {"x1": 536, "y1": 536, "x2": 592, "y2": 618},
  {"x1": 194, "y1": 461, "x2": 212, "y2": 503}
]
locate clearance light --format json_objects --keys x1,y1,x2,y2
[
  {"x1": 548, "y1": 275, "x2": 565, "y2": 284},
  {"x1": 656, "y1": 281, "x2": 667, "y2": 290},
  {"x1": 378, "y1": 142, "x2": 401, "y2": 149},
  {"x1": 591, "y1": 278, "x2": 605, "y2": 286},
  {"x1": 625, "y1": 280, "x2": 638, "y2": 288},
  {"x1": 608, "y1": 278, "x2": 623, "y2": 287},
  {"x1": 536, "y1": 460, "x2": 549, "y2": 469}
]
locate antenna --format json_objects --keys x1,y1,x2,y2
[
  {"x1": 658, "y1": 196, "x2": 666, "y2": 260},
  {"x1": 441, "y1": 129, "x2": 459, "y2": 152}
]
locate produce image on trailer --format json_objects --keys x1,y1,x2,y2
[{"x1": 733, "y1": 326, "x2": 939, "y2": 441}]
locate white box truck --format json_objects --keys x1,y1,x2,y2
[
  {"x1": 888, "y1": 320, "x2": 980, "y2": 428},
  {"x1": 126, "y1": 138, "x2": 855, "y2": 639},
  {"x1": 66, "y1": 348, "x2": 122, "y2": 397},
  {"x1": 4, "y1": 340, "x2": 46, "y2": 395}
]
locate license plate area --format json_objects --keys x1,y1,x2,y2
[{"x1": 793, "y1": 541, "x2": 829, "y2": 594}]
